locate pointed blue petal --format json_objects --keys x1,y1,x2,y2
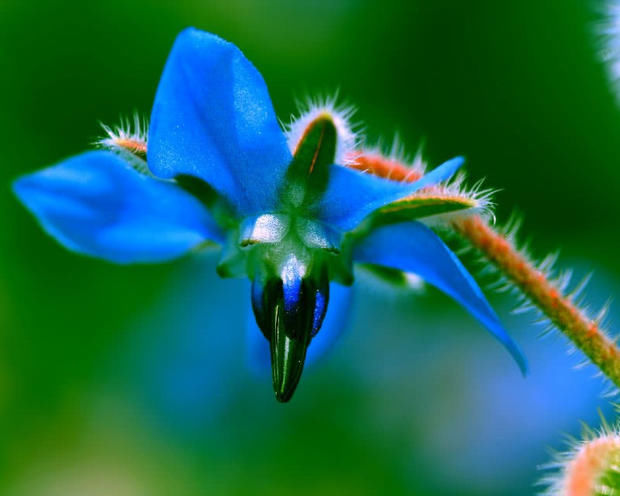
[
  {"x1": 246, "y1": 282, "x2": 353, "y2": 373},
  {"x1": 314, "y1": 157, "x2": 464, "y2": 232},
  {"x1": 13, "y1": 150, "x2": 224, "y2": 264},
  {"x1": 148, "y1": 28, "x2": 292, "y2": 215},
  {"x1": 352, "y1": 221, "x2": 527, "y2": 373}
]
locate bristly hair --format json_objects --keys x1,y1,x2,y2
[
  {"x1": 354, "y1": 136, "x2": 427, "y2": 182},
  {"x1": 97, "y1": 113, "x2": 148, "y2": 157},
  {"x1": 419, "y1": 173, "x2": 497, "y2": 226},
  {"x1": 538, "y1": 413, "x2": 620, "y2": 495},
  {"x1": 452, "y1": 212, "x2": 620, "y2": 395},
  {"x1": 463, "y1": 211, "x2": 603, "y2": 325},
  {"x1": 284, "y1": 94, "x2": 361, "y2": 166},
  {"x1": 96, "y1": 114, "x2": 151, "y2": 176},
  {"x1": 353, "y1": 140, "x2": 495, "y2": 224}
]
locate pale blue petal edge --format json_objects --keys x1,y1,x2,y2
[
  {"x1": 314, "y1": 156, "x2": 464, "y2": 232},
  {"x1": 13, "y1": 150, "x2": 224, "y2": 264},
  {"x1": 352, "y1": 221, "x2": 527, "y2": 373},
  {"x1": 148, "y1": 27, "x2": 292, "y2": 216}
]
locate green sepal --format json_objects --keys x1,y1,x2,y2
[
  {"x1": 216, "y1": 230, "x2": 248, "y2": 278},
  {"x1": 350, "y1": 195, "x2": 477, "y2": 238},
  {"x1": 596, "y1": 452, "x2": 620, "y2": 495},
  {"x1": 175, "y1": 174, "x2": 237, "y2": 229},
  {"x1": 282, "y1": 114, "x2": 337, "y2": 207},
  {"x1": 376, "y1": 195, "x2": 476, "y2": 223},
  {"x1": 358, "y1": 263, "x2": 413, "y2": 288}
]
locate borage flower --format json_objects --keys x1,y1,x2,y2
[{"x1": 14, "y1": 28, "x2": 526, "y2": 402}]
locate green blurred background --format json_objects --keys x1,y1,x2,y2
[{"x1": 2, "y1": 0, "x2": 620, "y2": 494}]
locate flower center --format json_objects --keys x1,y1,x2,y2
[{"x1": 221, "y1": 111, "x2": 351, "y2": 401}]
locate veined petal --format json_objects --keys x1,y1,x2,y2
[
  {"x1": 314, "y1": 157, "x2": 464, "y2": 232},
  {"x1": 13, "y1": 151, "x2": 224, "y2": 264},
  {"x1": 247, "y1": 282, "x2": 353, "y2": 373},
  {"x1": 352, "y1": 221, "x2": 527, "y2": 373},
  {"x1": 148, "y1": 28, "x2": 292, "y2": 215}
]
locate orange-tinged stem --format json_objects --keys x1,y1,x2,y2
[
  {"x1": 346, "y1": 150, "x2": 620, "y2": 386},
  {"x1": 454, "y1": 216, "x2": 620, "y2": 388},
  {"x1": 347, "y1": 152, "x2": 423, "y2": 182},
  {"x1": 114, "y1": 138, "x2": 147, "y2": 157}
]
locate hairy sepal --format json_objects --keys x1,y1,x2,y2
[
  {"x1": 371, "y1": 193, "x2": 479, "y2": 227},
  {"x1": 282, "y1": 113, "x2": 338, "y2": 207}
]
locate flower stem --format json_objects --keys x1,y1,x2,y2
[{"x1": 453, "y1": 215, "x2": 620, "y2": 387}]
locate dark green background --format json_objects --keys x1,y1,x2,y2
[{"x1": 1, "y1": 1, "x2": 619, "y2": 494}]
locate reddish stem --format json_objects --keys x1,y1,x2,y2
[
  {"x1": 454, "y1": 216, "x2": 620, "y2": 387},
  {"x1": 348, "y1": 150, "x2": 620, "y2": 386}
]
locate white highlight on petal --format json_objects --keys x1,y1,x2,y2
[
  {"x1": 404, "y1": 272, "x2": 425, "y2": 290},
  {"x1": 240, "y1": 213, "x2": 291, "y2": 245},
  {"x1": 285, "y1": 95, "x2": 360, "y2": 166}
]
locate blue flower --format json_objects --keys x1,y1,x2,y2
[{"x1": 13, "y1": 27, "x2": 526, "y2": 402}]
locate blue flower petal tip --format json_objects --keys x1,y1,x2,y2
[
  {"x1": 13, "y1": 151, "x2": 222, "y2": 264},
  {"x1": 445, "y1": 155, "x2": 465, "y2": 171},
  {"x1": 514, "y1": 345, "x2": 529, "y2": 377},
  {"x1": 352, "y1": 221, "x2": 527, "y2": 377},
  {"x1": 491, "y1": 322, "x2": 528, "y2": 376}
]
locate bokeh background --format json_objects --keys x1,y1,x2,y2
[{"x1": 2, "y1": 1, "x2": 620, "y2": 494}]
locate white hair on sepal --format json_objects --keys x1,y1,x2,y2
[
  {"x1": 538, "y1": 412, "x2": 620, "y2": 496},
  {"x1": 96, "y1": 113, "x2": 148, "y2": 153},
  {"x1": 95, "y1": 113, "x2": 153, "y2": 176},
  {"x1": 418, "y1": 173, "x2": 498, "y2": 227},
  {"x1": 284, "y1": 94, "x2": 361, "y2": 166},
  {"x1": 597, "y1": 1, "x2": 620, "y2": 101},
  {"x1": 408, "y1": 142, "x2": 427, "y2": 178},
  {"x1": 358, "y1": 135, "x2": 427, "y2": 180},
  {"x1": 390, "y1": 134, "x2": 426, "y2": 173}
]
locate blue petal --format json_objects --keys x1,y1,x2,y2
[
  {"x1": 13, "y1": 150, "x2": 224, "y2": 264},
  {"x1": 148, "y1": 28, "x2": 292, "y2": 215},
  {"x1": 247, "y1": 282, "x2": 354, "y2": 373},
  {"x1": 314, "y1": 156, "x2": 464, "y2": 232},
  {"x1": 352, "y1": 221, "x2": 527, "y2": 373}
]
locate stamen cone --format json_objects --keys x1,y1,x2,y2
[
  {"x1": 270, "y1": 304, "x2": 312, "y2": 402},
  {"x1": 251, "y1": 259, "x2": 329, "y2": 403}
]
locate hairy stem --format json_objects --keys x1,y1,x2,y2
[{"x1": 454, "y1": 215, "x2": 620, "y2": 387}]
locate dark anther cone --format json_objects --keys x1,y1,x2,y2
[
  {"x1": 251, "y1": 260, "x2": 330, "y2": 402},
  {"x1": 270, "y1": 304, "x2": 311, "y2": 402}
]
